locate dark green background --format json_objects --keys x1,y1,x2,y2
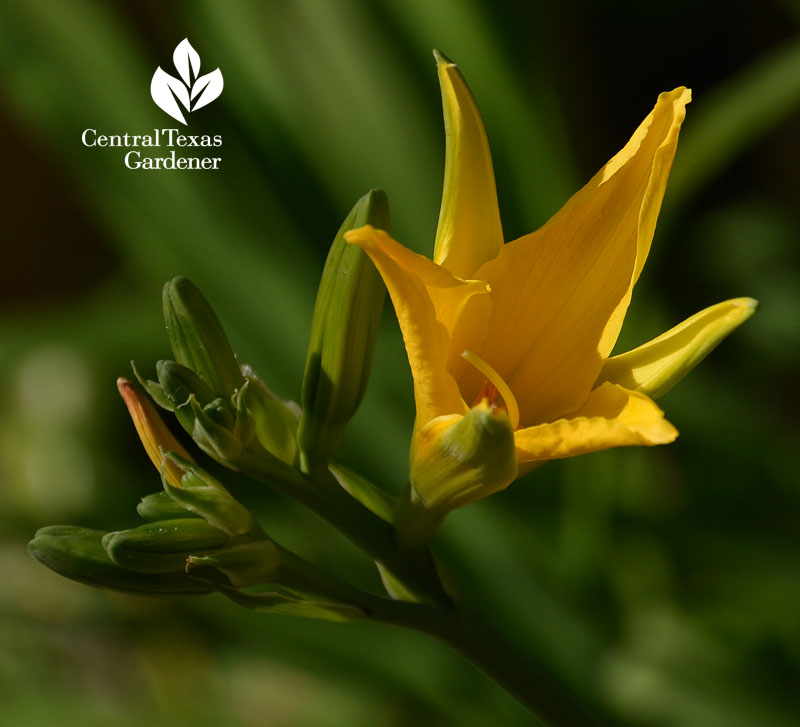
[{"x1": 1, "y1": 1, "x2": 799, "y2": 725}]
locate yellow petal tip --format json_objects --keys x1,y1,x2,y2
[
  {"x1": 432, "y1": 49, "x2": 455, "y2": 67},
  {"x1": 735, "y1": 296, "x2": 759, "y2": 311}
]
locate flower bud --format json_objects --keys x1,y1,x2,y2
[
  {"x1": 161, "y1": 453, "x2": 258, "y2": 537},
  {"x1": 117, "y1": 377, "x2": 191, "y2": 489},
  {"x1": 137, "y1": 491, "x2": 201, "y2": 522},
  {"x1": 102, "y1": 519, "x2": 229, "y2": 573},
  {"x1": 186, "y1": 540, "x2": 281, "y2": 588},
  {"x1": 156, "y1": 359, "x2": 218, "y2": 410},
  {"x1": 131, "y1": 360, "x2": 174, "y2": 411},
  {"x1": 185, "y1": 392, "x2": 252, "y2": 464},
  {"x1": 28, "y1": 525, "x2": 214, "y2": 595},
  {"x1": 297, "y1": 189, "x2": 389, "y2": 472},
  {"x1": 598, "y1": 297, "x2": 758, "y2": 400},
  {"x1": 398, "y1": 401, "x2": 518, "y2": 546},
  {"x1": 162, "y1": 277, "x2": 245, "y2": 399}
]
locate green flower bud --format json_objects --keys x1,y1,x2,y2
[
  {"x1": 187, "y1": 395, "x2": 246, "y2": 463},
  {"x1": 162, "y1": 453, "x2": 258, "y2": 537},
  {"x1": 137, "y1": 491, "x2": 202, "y2": 522},
  {"x1": 297, "y1": 189, "x2": 389, "y2": 472},
  {"x1": 157, "y1": 360, "x2": 217, "y2": 409},
  {"x1": 131, "y1": 360, "x2": 174, "y2": 411},
  {"x1": 186, "y1": 540, "x2": 281, "y2": 588},
  {"x1": 102, "y1": 519, "x2": 229, "y2": 573},
  {"x1": 398, "y1": 401, "x2": 518, "y2": 546},
  {"x1": 162, "y1": 277, "x2": 245, "y2": 399},
  {"x1": 28, "y1": 526, "x2": 213, "y2": 596}
]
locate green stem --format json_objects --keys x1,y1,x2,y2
[
  {"x1": 393, "y1": 484, "x2": 445, "y2": 548},
  {"x1": 236, "y1": 460, "x2": 593, "y2": 722},
  {"x1": 238, "y1": 456, "x2": 449, "y2": 605},
  {"x1": 227, "y1": 470, "x2": 592, "y2": 723},
  {"x1": 399, "y1": 606, "x2": 599, "y2": 726},
  {"x1": 275, "y1": 545, "x2": 445, "y2": 621}
]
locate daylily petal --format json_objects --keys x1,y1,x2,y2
[
  {"x1": 432, "y1": 50, "x2": 504, "y2": 280},
  {"x1": 597, "y1": 297, "x2": 758, "y2": 399},
  {"x1": 454, "y1": 88, "x2": 691, "y2": 426},
  {"x1": 345, "y1": 225, "x2": 489, "y2": 424},
  {"x1": 514, "y1": 382, "x2": 677, "y2": 469},
  {"x1": 600, "y1": 87, "x2": 692, "y2": 353}
]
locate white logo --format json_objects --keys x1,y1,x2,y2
[{"x1": 151, "y1": 39, "x2": 223, "y2": 125}]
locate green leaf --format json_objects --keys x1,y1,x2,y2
[{"x1": 329, "y1": 461, "x2": 395, "y2": 522}]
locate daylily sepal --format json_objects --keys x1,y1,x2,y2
[{"x1": 597, "y1": 297, "x2": 758, "y2": 399}]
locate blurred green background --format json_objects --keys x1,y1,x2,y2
[{"x1": 1, "y1": 1, "x2": 799, "y2": 725}]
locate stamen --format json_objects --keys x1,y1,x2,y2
[
  {"x1": 461, "y1": 351, "x2": 520, "y2": 430},
  {"x1": 474, "y1": 380, "x2": 499, "y2": 407},
  {"x1": 472, "y1": 380, "x2": 508, "y2": 416}
]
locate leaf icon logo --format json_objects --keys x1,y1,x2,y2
[{"x1": 150, "y1": 39, "x2": 223, "y2": 125}]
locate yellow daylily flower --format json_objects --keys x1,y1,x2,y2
[{"x1": 345, "y1": 53, "x2": 754, "y2": 519}]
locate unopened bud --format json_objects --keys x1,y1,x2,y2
[
  {"x1": 28, "y1": 525, "x2": 213, "y2": 596},
  {"x1": 298, "y1": 189, "x2": 389, "y2": 472},
  {"x1": 187, "y1": 395, "x2": 246, "y2": 463},
  {"x1": 162, "y1": 453, "x2": 258, "y2": 537},
  {"x1": 131, "y1": 360, "x2": 174, "y2": 411},
  {"x1": 398, "y1": 401, "x2": 518, "y2": 546},
  {"x1": 186, "y1": 540, "x2": 281, "y2": 588},
  {"x1": 137, "y1": 491, "x2": 201, "y2": 522},
  {"x1": 162, "y1": 277, "x2": 244, "y2": 399},
  {"x1": 117, "y1": 377, "x2": 191, "y2": 489},
  {"x1": 102, "y1": 519, "x2": 229, "y2": 573},
  {"x1": 156, "y1": 359, "x2": 218, "y2": 417}
]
